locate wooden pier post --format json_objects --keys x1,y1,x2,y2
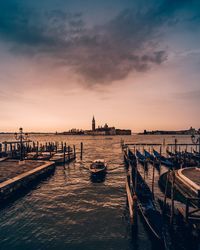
[
  {"x1": 163, "y1": 170, "x2": 170, "y2": 215},
  {"x1": 5, "y1": 143, "x2": 7, "y2": 155},
  {"x1": 73, "y1": 145, "x2": 76, "y2": 159},
  {"x1": 152, "y1": 160, "x2": 155, "y2": 200},
  {"x1": 80, "y1": 142, "x2": 83, "y2": 160},
  {"x1": 36, "y1": 142, "x2": 39, "y2": 157},
  {"x1": 55, "y1": 142, "x2": 58, "y2": 153},
  {"x1": 67, "y1": 146, "x2": 70, "y2": 161},
  {"x1": 170, "y1": 171, "x2": 175, "y2": 225},
  {"x1": 63, "y1": 144, "x2": 66, "y2": 164},
  {"x1": 174, "y1": 138, "x2": 177, "y2": 153}
]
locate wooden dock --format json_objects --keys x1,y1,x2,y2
[{"x1": 0, "y1": 160, "x2": 55, "y2": 202}]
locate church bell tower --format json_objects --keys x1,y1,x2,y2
[{"x1": 92, "y1": 116, "x2": 96, "y2": 131}]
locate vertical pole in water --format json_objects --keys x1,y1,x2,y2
[
  {"x1": 170, "y1": 170, "x2": 175, "y2": 225},
  {"x1": 68, "y1": 145, "x2": 70, "y2": 161},
  {"x1": 0, "y1": 143, "x2": 2, "y2": 157},
  {"x1": 198, "y1": 136, "x2": 200, "y2": 167},
  {"x1": 14, "y1": 144, "x2": 16, "y2": 157},
  {"x1": 135, "y1": 161, "x2": 138, "y2": 192},
  {"x1": 61, "y1": 142, "x2": 64, "y2": 152},
  {"x1": 163, "y1": 170, "x2": 169, "y2": 215},
  {"x1": 50, "y1": 143, "x2": 52, "y2": 157},
  {"x1": 5, "y1": 143, "x2": 7, "y2": 156},
  {"x1": 36, "y1": 141, "x2": 39, "y2": 157},
  {"x1": 73, "y1": 145, "x2": 76, "y2": 159},
  {"x1": 80, "y1": 142, "x2": 83, "y2": 160},
  {"x1": 175, "y1": 138, "x2": 177, "y2": 153},
  {"x1": 63, "y1": 144, "x2": 66, "y2": 164},
  {"x1": 55, "y1": 142, "x2": 58, "y2": 153},
  {"x1": 152, "y1": 160, "x2": 155, "y2": 200}
]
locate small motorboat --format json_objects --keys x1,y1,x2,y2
[{"x1": 89, "y1": 159, "x2": 107, "y2": 175}]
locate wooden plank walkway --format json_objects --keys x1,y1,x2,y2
[{"x1": 0, "y1": 160, "x2": 55, "y2": 202}]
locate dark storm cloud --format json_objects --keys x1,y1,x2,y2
[{"x1": 0, "y1": 0, "x2": 199, "y2": 86}]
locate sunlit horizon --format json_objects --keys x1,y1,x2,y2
[{"x1": 0, "y1": 0, "x2": 200, "y2": 132}]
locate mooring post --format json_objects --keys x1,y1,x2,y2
[
  {"x1": 55, "y1": 142, "x2": 57, "y2": 153},
  {"x1": 50, "y1": 144, "x2": 52, "y2": 157},
  {"x1": 134, "y1": 161, "x2": 138, "y2": 192},
  {"x1": 80, "y1": 142, "x2": 83, "y2": 160},
  {"x1": 5, "y1": 143, "x2": 7, "y2": 155},
  {"x1": 68, "y1": 146, "x2": 70, "y2": 161},
  {"x1": 175, "y1": 138, "x2": 177, "y2": 153},
  {"x1": 36, "y1": 141, "x2": 39, "y2": 157},
  {"x1": 152, "y1": 160, "x2": 155, "y2": 200},
  {"x1": 61, "y1": 142, "x2": 64, "y2": 152},
  {"x1": 14, "y1": 144, "x2": 16, "y2": 157},
  {"x1": 73, "y1": 145, "x2": 76, "y2": 159},
  {"x1": 63, "y1": 144, "x2": 66, "y2": 164},
  {"x1": 163, "y1": 170, "x2": 169, "y2": 215},
  {"x1": 170, "y1": 170, "x2": 175, "y2": 225},
  {"x1": 0, "y1": 143, "x2": 2, "y2": 157}
]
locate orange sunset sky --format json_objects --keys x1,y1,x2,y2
[{"x1": 0, "y1": 0, "x2": 199, "y2": 132}]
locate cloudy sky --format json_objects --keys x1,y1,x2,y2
[{"x1": 0, "y1": 0, "x2": 200, "y2": 132}]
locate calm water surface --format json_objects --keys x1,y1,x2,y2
[{"x1": 0, "y1": 134, "x2": 195, "y2": 250}]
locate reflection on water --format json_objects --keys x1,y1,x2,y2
[{"x1": 0, "y1": 134, "x2": 194, "y2": 250}]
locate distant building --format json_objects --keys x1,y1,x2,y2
[
  {"x1": 84, "y1": 116, "x2": 131, "y2": 135},
  {"x1": 92, "y1": 116, "x2": 96, "y2": 131},
  {"x1": 116, "y1": 129, "x2": 132, "y2": 135},
  {"x1": 58, "y1": 116, "x2": 132, "y2": 135},
  {"x1": 141, "y1": 127, "x2": 197, "y2": 135}
]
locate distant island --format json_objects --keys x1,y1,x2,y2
[
  {"x1": 57, "y1": 116, "x2": 132, "y2": 136},
  {"x1": 140, "y1": 127, "x2": 196, "y2": 135}
]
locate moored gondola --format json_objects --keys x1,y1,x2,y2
[
  {"x1": 153, "y1": 149, "x2": 173, "y2": 168},
  {"x1": 136, "y1": 150, "x2": 148, "y2": 169}
]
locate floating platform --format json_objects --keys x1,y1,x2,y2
[{"x1": 0, "y1": 159, "x2": 55, "y2": 202}]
